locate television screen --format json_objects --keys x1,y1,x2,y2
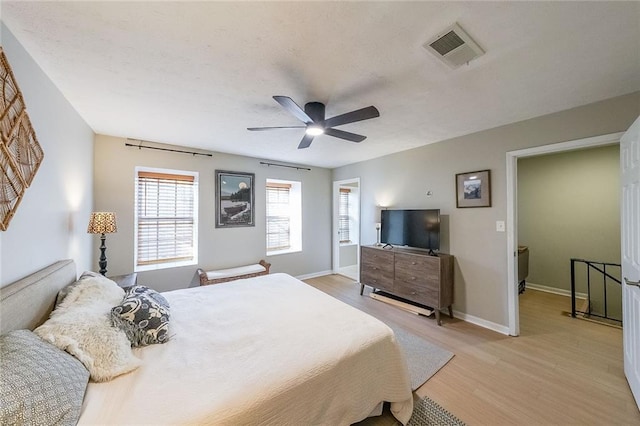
[{"x1": 380, "y1": 209, "x2": 440, "y2": 251}]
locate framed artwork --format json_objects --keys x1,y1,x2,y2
[
  {"x1": 456, "y1": 169, "x2": 491, "y2": 208},
  {"x1": 0, "y1": 47, "x2": 44, "y2": 231},
  {"x1": 215, "y1": 170, "x2": 254, "y2": 228}
]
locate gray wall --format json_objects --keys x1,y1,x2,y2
[
  {"x1": 518, "y1": 145, "x2": 621, "y2": 288},
  {"x1": 518, "y1": 145, "x2": 622, "y2": 318},
  {"x1": 339, "y1": 245, "x2": 357, "y2": 268},
  {"x1": 94, "y1": 135, "x2": 332, "y2": 292},
  {"x1": 333, "y1": 92, "x2": 639, "y2": 328},
  {"x1": 0, "y1": 24, "x2": 94, "y2": 286}
]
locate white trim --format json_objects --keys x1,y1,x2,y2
[
  {"x1": 296, "y1": 270, "x2": 333, "y2": 280},
  {"x1": 332, "y1": 178, "x2": 361, "y2": 276},
  {"x1": 266, "y1": 178, "x2": 302, "y2": 254},
  {"x1": 506, "y1": 152, "x2": 518, "y2": 336},
  {"x1": 298, "y1": 270, "x2": 511, "y2": 335},
  {"x1": 506, "y1": 132, "x2": 624, "y2": 336},
  {"x1": 266, "y1": 247, "x2": 302, "y2": 257},
  {"x1": 525, "y1": 282, "x2": 588, "y2": 300},
  {"x1": 452, "y1": 310, "x2": 510, "y2": 335},
  {"x1": 134, "y1": 166, "x2": 199, "y2": 273}
]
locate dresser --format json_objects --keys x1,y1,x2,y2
[{"x1": 360, "y1": 245, "x2": 454, "y2": 325}]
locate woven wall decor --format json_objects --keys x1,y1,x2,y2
[{"x1": 0, "y1": 46, "x2": 44, "y2": 231}]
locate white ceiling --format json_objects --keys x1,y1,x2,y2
[{"x1": 2, "y1": 1, "x2": 639, "y2": 168}]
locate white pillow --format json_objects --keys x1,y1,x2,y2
[{"x1": 34, "y1": 274, "x2": 141, "y2": 382}]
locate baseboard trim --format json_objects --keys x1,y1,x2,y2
[
  {"x1": 452, "y1": 310, "x2": 510, "y2": 335},
  {"x1": 525, "y1": 282, "x2": 587, "y2": 300},
  {"x1": 300, "y1": 274, "x2": 512, "y2": 336},
  {"x1": 296, "y1": 270, "x2": 333, "y2": 280}
]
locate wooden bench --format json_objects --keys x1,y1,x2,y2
[{"x1": 197, "y1": 260, "x2": 271, "y2": 286}]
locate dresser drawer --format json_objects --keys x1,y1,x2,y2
[
  {"x1": 394, "y1": 268, "x2": 428, "y2": 286},
  {"x1": 395, "y1": 253, "x2": 429, "y2": 274},
  {"x1": 361, "y1": 247, "x2": 394, "y2": 269},
  {"x1": 393, "y1": 280, "x2": 440, "y2": 308},
  {"x1": 393, "y1": 279, "x2": 426, "y2": 302},
  {"x1": 393, "y1": 280, "x2": 439, "y2": 307},
  {"x1": 360, "y1": 270, "x2": 393, "y2": 292}
]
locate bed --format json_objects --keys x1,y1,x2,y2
[{"x1": 0, "y1": 260, "x2": 413, "y2": 425}]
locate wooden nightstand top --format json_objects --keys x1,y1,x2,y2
[{"x1": 109, "y1": 273, "x2": 138, "y2": 288}]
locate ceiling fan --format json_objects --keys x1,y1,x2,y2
[{"x1": 248, "y1": 96, "x2": 380, "y2": 149}]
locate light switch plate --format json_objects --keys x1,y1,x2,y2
[{"x1": 496, "y1": 220, "x2": 506, "y2": 232}]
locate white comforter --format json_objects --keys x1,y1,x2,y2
[{"x1": 78, "y1": 273, "x2": 413, "y2": 425}]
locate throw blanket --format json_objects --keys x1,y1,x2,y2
[{"x1": 78, "y1": 273, "x2": 413, "y2": 425}]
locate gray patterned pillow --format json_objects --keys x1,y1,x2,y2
[
  {"x1": 111, "y1": 285, "x2": 170, "y2": 347},
  {"x1": 0, "y1": 329, "x2": 89, "y2": 426}
]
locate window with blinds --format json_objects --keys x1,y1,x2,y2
[
  {"x1": 266, "y1": 182, "x2": 291, "y2": 251},
  {"x1": 135, "y1": 169, "x2": 198, "y2": 270},
  {"x1": 339, "y1": 188, "x2": 351, "y2": 243}
]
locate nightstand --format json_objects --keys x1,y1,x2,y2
[{"x1": 109, "y1": 273, "x2": 138, "y2": 288}]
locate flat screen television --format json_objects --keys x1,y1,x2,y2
[{"x1": 380, "y1": 209, "x2": 440, "y2": 253}]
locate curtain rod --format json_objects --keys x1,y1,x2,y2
[
  {"x1": 125, "y1": 139, "x2": 212, "y2": 157},
  {"x1": 259, "y1": 161, "x2": 311, "y2": 171}
]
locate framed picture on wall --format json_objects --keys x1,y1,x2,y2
[
  {"x1": 456, "y1": 169, "x2": 491, "y2": 208},
  {"x1": 215, "y1": 170, "x2": 255, "y2": 227}
]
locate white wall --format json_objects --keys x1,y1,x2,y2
[
  {"x1": 94, "y1": 135, "x2": 332, "y2": 292},
  {"x1": 333, "y1": 92, "x2": 640, "y2": 329},
  {"x1": 0, "y1": 24, "x2": 94, "y2": 286}
]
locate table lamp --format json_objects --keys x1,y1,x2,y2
[
  {"x1": 375, "y1": 222, "x2": 382, "y2": 246},
  {"x1": 87, "y1": 212, "x2": 117, "y2": 275}
]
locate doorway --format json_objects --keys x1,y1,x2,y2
[
  {"x1": 506, "y1": 132, "x2": 625, "y2": 336},
  {"x1": 332, "y1": 178, "x2": 361, "y2": 280}
]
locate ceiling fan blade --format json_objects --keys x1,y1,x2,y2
[
  {"x1": 273, "y1": 96, "x2": 314, "y2": 124},
  {"x1": 297, "y1": 133, "x2": 315, "y2": 149},
  {"x1": 247, "y1": 126, "x2": 305, "y2": 131},
  {"x1": 324, "y1": 128, "x2": 367, "y2": 143},
  {"x1": 323, "y1": 106, "x2": 380, "y2": 128}
]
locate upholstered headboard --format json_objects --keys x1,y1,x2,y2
[{"x1": 0, "y1": 259, "x2": 76, "y2": 334}]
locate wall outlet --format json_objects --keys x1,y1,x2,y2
[{"x1": 496, "y1": 221, "x2": 506, "y2": 232}]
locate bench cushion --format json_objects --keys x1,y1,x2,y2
[{"x1": 205, "y1": 264, "x2": 266, "y2": 281}]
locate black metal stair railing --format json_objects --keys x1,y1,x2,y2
[{"x1": 570, "y1": 258, "x2": 622, "y2": 324}]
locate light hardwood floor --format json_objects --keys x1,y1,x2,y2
[{"x1": 304, "y1": 274, "x2": 640, "y2": 425}]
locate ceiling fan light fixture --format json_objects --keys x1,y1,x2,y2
[
  {"x1": 306, "y1": 125, "x2": 324, "y2": 136},
  {"x1": 248, "y1": 96, "x2": 378, "y2": 149}
]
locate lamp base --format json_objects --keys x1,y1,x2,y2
[
  {"x1": 98, "y1": 233, "x2": 108, "y2": 276},
  {"x1": 375, "y1": 228, "x2": 382, "y2": 246}
]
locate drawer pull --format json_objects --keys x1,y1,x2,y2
[
  {"x1": 411, "y1": 277, "x2": 416, "y2": 280},
  {"x1": 411, "y1": 291, "x2": 416, "y2": 295},
  {"x1": 411, "y1": 262, "x2": 416, "y2": 265}
]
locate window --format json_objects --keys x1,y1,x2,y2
[
  {"x1": 266, "y1": 179, "x2": 301, "y2": 255},
  {"x1": 135, "y1": 168, "x2": 198, "y2": 271},
  {"x1": 339, "y1": 188, "x2": 351, "y2": 243}
]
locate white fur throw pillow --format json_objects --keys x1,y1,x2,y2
[{"x1": 34, "y1": 274, "x2": 141, "y2": 382}]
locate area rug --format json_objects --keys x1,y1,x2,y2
[
  {"x1": 387, "y1": 324, "x2": 454, "y2": 390},
  {"x1": 354, "y1": 395, "x2": 465, "y2": 426},
  {"x1": 407, "y1": 395, "x2": 465, "y2": 426}
]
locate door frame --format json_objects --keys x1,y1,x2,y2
[
  {"x1": 332, "y1": 178, "x2": 361, "y2": 277},
  {"x1": 506, "y1": 132, "x2": 625, "y2": 336}
]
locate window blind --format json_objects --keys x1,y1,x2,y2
[
  {"x1": 339, "y1": 188, "x2": 350, "y2": 243},
  {"x1": 137, "y1": 171, "x2": 195, "y2": 266},
  {"x1": 266, "y1": 183, "x2": 291, "y2": 251}
]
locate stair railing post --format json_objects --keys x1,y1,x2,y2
[
  {"x1": 571, "y1": 258, "x2": 576, "y2": 318},
  {"x1": 603, "y1": 263, "x2": 608, "y2": 320}
]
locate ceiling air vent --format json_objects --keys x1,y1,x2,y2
[{"x1": 424, "y1": 23, "x2": 484, "y2": 69}]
